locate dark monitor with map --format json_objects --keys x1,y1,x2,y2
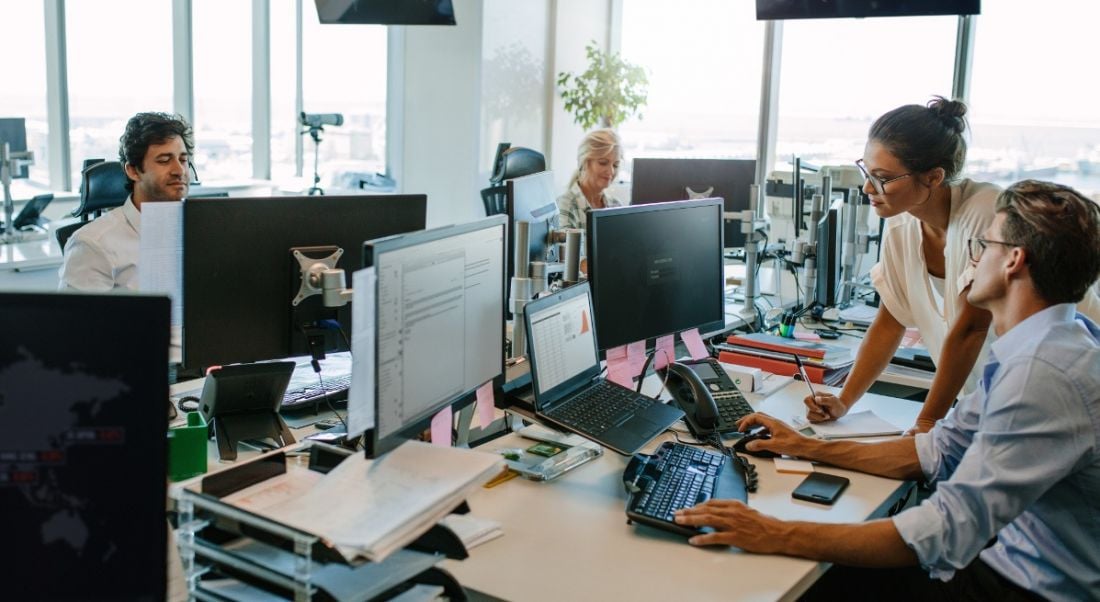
[{"x1": 0, "y1": 292, "x2": 170, "y2": 600}]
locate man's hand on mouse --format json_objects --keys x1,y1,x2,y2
[{"x1": 735, "y1": 413, "x2": 812, "y2": 458}]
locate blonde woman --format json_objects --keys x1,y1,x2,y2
[{"x1": 557, "y1": 128, "x2": 624, "y2": 230}]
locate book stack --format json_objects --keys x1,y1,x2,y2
[{"x1": 716, "y1": 332, "x2": 855, "y2": 386}]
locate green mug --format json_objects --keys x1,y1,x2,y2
[{"x1": 168, "y1": 412, "x2": 208, "y2": 481}]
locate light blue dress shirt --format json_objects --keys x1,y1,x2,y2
[{"x1": 892, "y1": 303, "x2": 1100, "y2": 601}]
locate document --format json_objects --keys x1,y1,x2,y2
[
  {"x1": 138, "y1": 201, "x2": 183, "y2": 327},
  {"x1": 258, "y1": 440, "x2": 503, "y2": 563},
  {"x1": 347, "y1": 267, "x2": 377, "y2": 439},
  {"x1": 792, "y1": 411, "x2": 903, "y2": 440},
  {"x1": 438, "y1": 513, "x2": 503, "y2": 550}
]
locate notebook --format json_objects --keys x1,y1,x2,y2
[{"x1": 523, "y1": 282, "x2": 684, "y2": 455}]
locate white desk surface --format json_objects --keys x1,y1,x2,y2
[
  {"x1": 444, "y1": 380, "x2": 920, "y2": 602},
  {"x1": 0, "y1": 224, "x2": 64, "y2": 271}
]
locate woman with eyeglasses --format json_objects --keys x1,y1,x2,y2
[{"x1": 806, "y1": 96, "x2": 1100, "y2": 434}]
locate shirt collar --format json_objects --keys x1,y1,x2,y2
[
  {"x1": 121, "y1": 195, "x2": 140, "y2": 232},
  {"x1": 988, "y1": 303, "x2": 1077, "y2": 365}
]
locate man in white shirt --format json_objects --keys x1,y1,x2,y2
[
  {"x1": 676, "y1": 180, "x2": 1100, "y2": 601},
  {"x1": 59, "y1": 112, "x2": 192, "y2": 290}
]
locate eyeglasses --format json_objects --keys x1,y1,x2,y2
[
  {"x1": 855, "y1": 159, "x2": 911, "y2": 195},
  {"x1": 967, "y1": 237, "x2": 1019, "y2": 262}
]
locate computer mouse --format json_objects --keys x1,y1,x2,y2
[{"x1": 733, "y1": 430, "x2": 780, "y2": 459}]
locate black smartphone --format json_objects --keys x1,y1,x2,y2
[{"x1": 792, "y1": 472, "x2": 849, "y2": 505}]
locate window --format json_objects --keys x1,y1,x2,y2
[
  {"x1": 0, "y1": 3, "x2": 50, "y2": 192},
  {"x1": 967, "y1": 1, "x2": 1100, "y2": 198},
  {"x1": 299, "y1": 10, "x2": 387, "y2": 188},
  {"x1": 270, "y1": 0, "x2": 299, "y2": 181},
  {"x1": 775, "y1": 16, "x2": 956, "y2": 170},
  {"x1": 66, "y1": 0, "x2": 173, "y2": 185},
  {"x1": 193, "y1": 0, "x2": 252, "y2": 182},
  {"x1": 619, "y1": 1, "x2": 764, "y2": 164}
]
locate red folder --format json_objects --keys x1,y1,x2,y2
[
  {"x1": 725, "y1": 333, "x2": 835, "y2": 360},
  {"x1": 718, "y1": 350, "x2": 829, "y2": 384}
]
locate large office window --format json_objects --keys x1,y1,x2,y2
[
  {"x1": 270, "y1": 0, "x2": 300, "y2": 181},
  {"x1": 967, "y1": 1, "x2": 1100, "y2": 198},
  {"x1": 0, "y1": 3, "x2": 50, "y2": 191},
  {"x1": 618, "y1": 0, "x2": 764, "y2": 165},
  {"x1": 193, "y1": 0, "x2": 253, "y2": 182},
  {"x1": 65, "y1": 0, "x2": 173, "y2": 184},
  {"x1": 774, "y1": 16, "x2": 956, "y2": 170},
  {"x1": 300, "y1": 11, "x2": 387, "y2": 188}
]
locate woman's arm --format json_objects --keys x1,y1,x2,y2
[{"x1": 909, "y1": 288, "x2": 991, "y2": 433}]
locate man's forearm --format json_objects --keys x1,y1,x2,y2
[
  {"x1": 793, "y1": 436, "x2": 923, "y2": 480},
  {"x1": 776, "y1": 519, "x2": 918, "y2": 567}
]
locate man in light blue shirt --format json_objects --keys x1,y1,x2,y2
[{"x1": 675, "y1": 180, "x2": 1100, "y2": 601}]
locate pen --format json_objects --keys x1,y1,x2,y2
[{"x1": 792, "y1": 354, "x2": 829, "y2": 419}]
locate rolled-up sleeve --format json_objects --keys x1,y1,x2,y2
[{"x1": 891, "y1": 357, "x2": 1090, "y2": 580}]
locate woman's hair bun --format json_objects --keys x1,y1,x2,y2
[{"x1": 927, "y1": 95, "x2": 967, "y2": 134}]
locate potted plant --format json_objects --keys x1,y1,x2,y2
[{"x1": 556, "y1": 41, "x2": 649, "y2": 130}]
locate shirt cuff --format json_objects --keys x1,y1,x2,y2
[
  {"x1": 891, "y1": 504, "x2": 957, "y2": 582},
  {"x1": 913, "y1": 430, "x2": 938, "y2": 481}
]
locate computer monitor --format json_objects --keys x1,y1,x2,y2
[
  {"x1": 814, "y1": 198, "x2": 844, "y2": 309},
  {"x1": 587, "y1": 198, "x2": 725, "y2": 351},
  {"x1": 0, "y1": 292, "x2": 169, "y2": 599},
  {"x1": 505, "y1": 170, "x2": 559, "y2": 289},
  {"x1": 0, "y1": 117, "x2": 30, "y2": 179},
  {"x1": 630, "y1": 158, "x2": 755, "y2": 249},
  {"x1": 362, "y1": 215, "x2": 507, "y2": 457},
  {"x1": 181, "y1": 194, "x2": 426, "y2": 373}
]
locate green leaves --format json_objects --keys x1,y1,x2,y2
[{"x1": 557, "y1": 42, "x2": 649, "y2": 130}]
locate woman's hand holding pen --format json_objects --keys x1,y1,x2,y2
[{"x1": 803, "y1": 392, "x2": 850, "y2": 423}]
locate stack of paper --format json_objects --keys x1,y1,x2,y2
[
  {"x1": 793, "y1": 411, "x2": 903, "y2": 440},
  {"x1": 439, "y1": 513, "x2": 504, "y2": 550},
  {"x1": 255, "y1": 441, "x2": 503, "y2": 563}
]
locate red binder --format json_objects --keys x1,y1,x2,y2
[{"x1": 718, "y1": 350, "x2": 831, "y2": 384}]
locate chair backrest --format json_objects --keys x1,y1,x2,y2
[
  {"x1": 480, "y1": 185, "x2": 508, "y2": 217},
  {"x1": 489, "y1": 147, "x2": 546, "y2": 185},
  {"x1": 55, "y1": 221, "x2": 87, "y2": 253},
  {"x1": 72, "y1": 161, "x2": 128, "y2": 219}
]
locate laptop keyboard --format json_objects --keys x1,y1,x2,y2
[
  {"x1": 549, "y1": 382, "x2": 654, "y2": 435},
  {"x1": 624, "y1": 441, "x2": 751, "y2": 537},
  {"x1": 282, "y1": 373, "x2": 351, "y2": 408}
]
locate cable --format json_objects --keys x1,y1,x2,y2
[
  {"x1": 633, "y1": 348, "x2": 674, "y2": 396},
  {"x1": 312, "y1": 360, "x2": 349, "y2": 433}
]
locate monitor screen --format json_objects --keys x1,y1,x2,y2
[
  {"x1": 0, "y1": 117, "x2": 30, "y2": 179},
  {"x1": 315, "y1": 0, "x2": 456, "y2": 24},
  {"x1": 814, "y1": 198, "x2": 844, "y2": 309},
  {"x1": 505, "y1": 171, "x2": 559, "y2": 293},
  {"x1": 630, "y1": 158, "x2": 755, "y2": 249},
  {"x1": 756, "y1": 0, "x2": 980, "y2": 20},
  {"x1": 587, "y1": 198, "x2": 725, "y2": 350},
  {"x1": 0, "y1": 292, "x2": 169, "y2": 600},
  {"x1": 182, "y1": 194, "x2": 427, "y2": 373},
  {"x1": 363, "y1": 215, "x2": 506, "y2": 456},
  {"x1": 527, "y1": 285, "x2": 599, "y2": 397}
]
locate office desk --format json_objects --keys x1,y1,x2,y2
[
  {"x1": 0, "y1": 222, "x2": 65, "y2": 290},
  {"x1": 445, "y1": 380, "x2": 920, "y2": 601}
]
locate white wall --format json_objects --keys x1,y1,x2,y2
[{"x1": 387, "y1": 0, "x2": 486, "y2": 228}]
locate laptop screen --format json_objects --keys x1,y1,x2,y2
[{"x1": 527, "y1": 286, "x2": 600, "y2": 398}]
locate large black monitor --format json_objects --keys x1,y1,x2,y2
[
  {"x1": 315, "y1": 0, "x2": 456, "y2": 24},
  {"x1": 1, "y1": 292, "x2": 169, "y2": 600},
  {"x1": 631, "y1": 158, "x2": 755, "y2": 249},
  {"x1": 814, "y1": 198, "x2": 844, "y2": 309},
  {"x1": 757, "y1": 0, "x2": 979, "y2": 20},
  {"x1": 362, "y1": 215, "x2": 507, "y2": 457},
  {"x1": 0, "y1": 117, "x2": 30, "y2": 179},
  {"x1": 505, "y1": 170, "x2": 558, "y2": 287},
  {"x1": 182, "y1": 194, "x2": 426, "y2": 373},
  {"x1": 587, "y1": 198, "x2": 725, "y2": 351}
]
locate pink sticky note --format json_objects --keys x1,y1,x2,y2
[
  {"x1": 794, "y1": 331, "x2": 821, "y2": 341},
  {"x1": 653, "y1": 335, "x2": 675, "y2": 369},
  {"x1": 475, "y1": 382, "x2": 495, "y2": 429},
  {"x1": 680, "y1": 328, "x2": 708, "y2": 361},
  {"x1": 430, "y1": 406, "x2": 453, "y2": 446},
  {"x1": 627, "y1": 340, "x2": 647, "y2": 377},
  {"x1": 608, "y1": 362, "x2": 633, "y2": 387}
]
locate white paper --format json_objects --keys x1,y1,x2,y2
[
  {"x1": 439, "y1": 513, "x2": 503, "y2": 550},
  {"x1": 773, "y1": 458, "x2": 815, "y2": 474},
  {"x1": 793, "y1": 410, "x2": 903, "y2": 440},
  {"x1": 138, "y1": 202, "x2": 183, "y2": 327},
  {"x1": 347, "y1": 266, "x2": 377, "y2": 438}
]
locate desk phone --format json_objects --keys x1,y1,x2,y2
[{"x1": 661, "y1": 358, "x2": 753, "y2": 437}]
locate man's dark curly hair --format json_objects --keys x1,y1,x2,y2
[{"x1": 118, "y1": 112, "x2": 194, "y2": 192}]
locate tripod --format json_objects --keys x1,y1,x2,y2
[{"x1": 303, "y1": 126, "x2": 325, "y2": 196}]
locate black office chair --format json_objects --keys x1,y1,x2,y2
[
  {"x1": 481, "y1": 144, "x2": 546, "y2": 216},
  {"x1": 56, "y1": 161, "x2": 129, "y2": 252}
]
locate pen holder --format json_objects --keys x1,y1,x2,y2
[{"x1": 168, "y1": 412, "x2": 208, "y2": 481}]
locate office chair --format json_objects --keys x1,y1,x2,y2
[
  {"x1": 481, "y1": 144, "x2": 546, "y2": 216},
  {"x1": 56, "y1": 161, "x2": 129, "y2": 252}
]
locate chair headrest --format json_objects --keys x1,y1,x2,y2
[
  {"x1": 490, "y1": 147, "x2": 546, "y2": 184},
  {"x1": 74, "y1": 161, "x2": 129, "y2": 217}
]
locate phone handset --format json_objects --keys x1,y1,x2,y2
[{"x1": 664, "y1": 362, "x2": 720, "y2": 434}]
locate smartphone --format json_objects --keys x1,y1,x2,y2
[{"x1": 792, "y1": 472, "x2": 849, "y2": 505}]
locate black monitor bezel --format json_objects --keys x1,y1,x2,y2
[
  {"x1": 814, "y1": 198, "x2": 845, "y2": 309},
  {"x1": 586, "y1": 197, "x2": 726, "y2": 351},
  {"x1": 360, "y1": 214, "x2": 508, "y2": 458}
]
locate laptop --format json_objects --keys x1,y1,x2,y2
[
  {"x1": 523, "y1": 282, "x2": 684, "y2": 455},
  {"x1": 0, "y1": 292, "x2": 170, "y2": 600}
]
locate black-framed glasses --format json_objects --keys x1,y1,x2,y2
[
  {"x1": 855, "y1": 159, "x2": 911, "y2": 195},
  {"x1": 967, "y1": 237, "x2": 1019, "y2": 262}
]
